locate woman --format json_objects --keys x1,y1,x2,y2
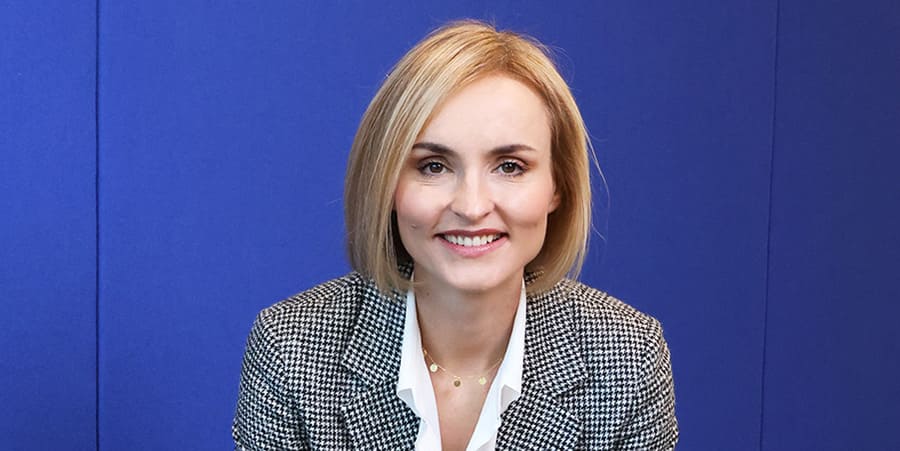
[{"x1": 233, "y1": 20, "x2": 677, "y2": 450}]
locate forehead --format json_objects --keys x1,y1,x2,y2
[{"x1": 416, "y1": 74, "x2": 551, "y2": 151}]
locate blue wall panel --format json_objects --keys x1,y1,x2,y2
[
  {"x1": 0, "y1": 1, "x2": 97, "y2": 449},
  {"x1": 763, "y1": 1, "x2": 900, "y2": 449}
]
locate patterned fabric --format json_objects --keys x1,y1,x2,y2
[{"x1": 233, "y1": 271, "x2": 678, "y2": 450}]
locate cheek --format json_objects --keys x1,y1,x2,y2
[
  {"x1": 394, "y1": 187, "x2": 429, "y2": 232},
  {"x1": 394, "y1": 172, "x2": 454, "y2": 232},
  {"x1": 503, "y1": 201, "x2": 552, "y2": 231},
  {"x1": 503, "y1": 183, "x2": 558, "y2": 225},
  {"x1": 393, "y1": 178, "x2": 411, "y2": 222}
]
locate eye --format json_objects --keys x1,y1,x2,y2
[
  {"x1": 419, "y1": 160, "x2": 448, "y2": 175},
  {"x1": 496, "y1": 160, "x2": 525, "y2": 176}
]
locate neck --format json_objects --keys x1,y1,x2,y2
[{"x1": 414, "y1": 273, "x2": 522, "y2": 373}]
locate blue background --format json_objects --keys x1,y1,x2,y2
[{"x1": 2, "y1": 1, "x2": 898, "y2": 449}]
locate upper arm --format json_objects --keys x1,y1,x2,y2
[
  {"x1": 233, "y1": 312, "x2": 309, "y2": 451},
  {"x1": 619, "y1": 319, "x2": 679, "y2": 450}
]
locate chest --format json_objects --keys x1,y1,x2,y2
[{"x1": 432, "y1": 376, "x2": 493, "y2": 451}]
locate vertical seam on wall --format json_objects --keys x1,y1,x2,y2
[
  {"x1": 759, "y1": 0, "x2": 781, "y2": 449},
  {"x1": 94, "y1": 0, "x2": 101, "y2": 449}
]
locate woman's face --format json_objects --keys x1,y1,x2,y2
[{"x1": 393, "y1": 74, "x2": 560, "y2": 295}]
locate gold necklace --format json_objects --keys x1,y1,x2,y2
[{"x1": 422, "y1": 347, "x2": 504, "y2": 388}]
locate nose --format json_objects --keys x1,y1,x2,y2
[{"x1": 450, "y1": 174, "x2": 493, "y2": 222}]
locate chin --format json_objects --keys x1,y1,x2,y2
[{"x1": 438, "y1": 267, "x2": 519, "y2": 294}]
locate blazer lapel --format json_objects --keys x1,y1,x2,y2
[
  {"x1": 498, "y1": 283, "x2": 586, "y2": 449},
  {"x1": 341, "y1": 381, "x2": 418, "y2": 450},
  {"x1": 339, "y1": 275, "x2": 418, "y2": 450}
]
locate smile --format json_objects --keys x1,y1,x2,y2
[{"x1": 440, "y1": 233, "x2": 504, "y2": 247}]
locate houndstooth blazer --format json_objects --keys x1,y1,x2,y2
[{"x1": 233, "y1": 270, "x2": 678, "y2": 450}]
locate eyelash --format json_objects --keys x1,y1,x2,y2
[{"x1": 416, "y1": 159, "x2": 527, "y2": 177}]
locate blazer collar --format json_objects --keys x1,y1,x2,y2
[
  {"x1": 339, "y1": 272, "x2": 419, "y2": 449},
  {"x1": 498, "y1": 282, "x2": 586, "y2": 448},
  {"x1": 340, "y1": 273, "x2": 406, "y2": 387},
  {"x1": 522, "y1": 282, "x2": 586, "y2": 395},
  {"x1": 339, "y1": 269, "x2": 585, "y2": 449}
]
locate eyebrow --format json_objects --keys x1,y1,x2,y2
[{"x1": 411, "y1": 142, "x2": 538, "y2": 156}]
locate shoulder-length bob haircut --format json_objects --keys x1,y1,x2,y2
[{"x1": 345, "y1": 20, "x2": 594, "y2": 295}]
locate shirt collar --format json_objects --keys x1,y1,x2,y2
[
  {"x1": 396, "y1": 287, "x2": 436, "y2": 415},
  {"x1": 396, "y1": 288, "x2": 442, "y2": 449},
  {"x1": 496, "y1": 280, "x2": 527, "y2": 410}
]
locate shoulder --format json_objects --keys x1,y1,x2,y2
[
  {"x1": 561, "y1": 279, "x2": 663, "y2": 337},
  {"x1": 258, "y1": 273, "x2": 362, "y2": 322},
  {"x1": 541, "y1": 279, "x2": 664, "y2": 339},
  {"x1": 248, "y1": 272, "x2": 406, "y2": 371},
  {"x1": 249, "y1": 273, "x2": 373, "y2": 369},
  {"x1": 255, "y1": 273, "x2": 360, "y2": 335},
  {"x1": 547, "y1": 279, "x2": 668, "y2": 372}
]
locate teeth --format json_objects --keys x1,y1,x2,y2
[{"x1": 443, "y1": 234, "x2": 501, "y2": 247}]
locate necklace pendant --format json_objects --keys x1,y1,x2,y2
[
  {"x1": 453, "y1": 378, "x2": 461, "y2": 387},
  {"x1": 429, "y1": 363, "x2": 438, "y2": 373},
  {"x1": 478, "y1": 376, "x2": 487, "y2": 385}
]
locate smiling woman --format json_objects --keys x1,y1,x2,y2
[{"x1": 234, "y1": 20, "x2": 678, "y2": 451}]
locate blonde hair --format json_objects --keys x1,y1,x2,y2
[{"x1": 344, "y1": 20, "x2": 594, "y2": 294}]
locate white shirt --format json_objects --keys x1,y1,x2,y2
[{"x1": 396, "y1": 283, "x2": 527, "y2": 451}]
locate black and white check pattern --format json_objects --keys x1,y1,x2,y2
[{"x1": 233, "y1": 271, "x2": 678, "y2": 450}]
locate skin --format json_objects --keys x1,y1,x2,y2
[{"x1": 393, "y1": 74, "x2": 559, "y2": 450}]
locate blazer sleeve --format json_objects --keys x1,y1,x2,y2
[
  {"x1": 619, "y1": 318, "x2": 679, "y2": 450},
  {"x1": 233, "y1": 312, "x2": 309, "y2": 451}
]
